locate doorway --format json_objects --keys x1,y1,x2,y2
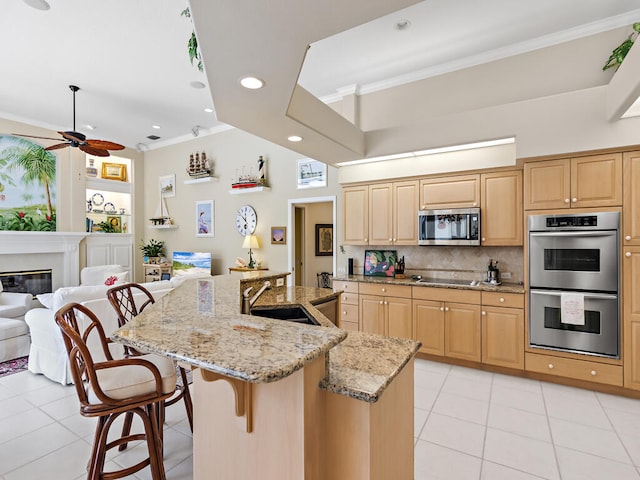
[{"x1": 287, "y1": 196, "x2": 336, "y2": 287}]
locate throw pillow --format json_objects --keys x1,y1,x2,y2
[{"x1": 36, "y1": 293, "x2": 55, "y2": 309}]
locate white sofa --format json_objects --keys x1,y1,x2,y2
[
  {"x1": 0, "y1": 284, "x2": 33, "y2": 362},
  {"x1": 25, "y1": 279, "x2": 177, "y2": 384}
]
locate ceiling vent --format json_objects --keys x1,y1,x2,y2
[{"x1": 146, "y1": 135, "x2": 161, "y2": 140}]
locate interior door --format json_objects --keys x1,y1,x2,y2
[{"x1": 294, "y1": 206, "x2": 305, "y2": 286}]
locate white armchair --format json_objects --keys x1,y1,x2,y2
[{"x1": 0, "y1": 281, "x2": 33, "y2": 362}]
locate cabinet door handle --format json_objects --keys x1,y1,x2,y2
[
  {"x1": 482, "y1": 237, "x2": 486, "y2": 242},
  {"x1": 481, "y1": 311, "x2": 486, "y2": 316},
  {"x1": 564, "y1": 198, "x2": 570, "y2": 204},
  {"x1": 379, "y1": 300, "x2": 383, "y2": 305},
  {"x1": 627, "y1": 252, "x2": 632, "y2": 257},
  {"x1": 364, "y1": 238, "x2": 368, "y2": 242},
  {"x1": 473, "y1": 202, "x2": 477, "y2": 207},
  {"x1": 393, "y1": 238, "x2": 396, "y2": 242},
  {"x1": 381, "y1": 288, "x2": 386, "y2": 293},
  {"x1": 445, "y1": 307, "x2": 449, "y2": 312},
  {"x1": 572, "y1": 197, "x2": 577, "y2": 203},
  {"x1": 590, "y1": 370, "x2": 597, "y2": 376},
  {"x1": 440, "y1": 307, "x2": 445, "y2": 312},
  {"x1": 343, "y1": 311, "x2": 347, "y2": 315},
  {"x1": 548, "y1": 363, "x2": 554, "y2": 369},
  {"x1": 384, "y1": 301, "x2": 388, "y2": 305},
  {"x1": 626, "y1": 235, "x2": 632, "y2": 241},
  {"x1": 499, "y1": 297, "x2": 505, "y2": 303},
  {"x1": 388, "y1": 238, "x2": 392, "y2": 242}
]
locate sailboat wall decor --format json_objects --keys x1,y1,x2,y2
[{"x1": 149, "y1": 195, "x2": 174, "y2": 226}]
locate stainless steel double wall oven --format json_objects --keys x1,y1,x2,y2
[{"x1": 528, "y1": 211, "x2": 620, "y2": 358}]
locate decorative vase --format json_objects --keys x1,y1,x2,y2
[
  {"x1": 86, "y1": 158, "x2": 98, "y2": 178},
  {"x1": 143, "y1": 255, "x2": 150, "y2": 264}
]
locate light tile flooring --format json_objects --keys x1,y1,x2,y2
[{"x1": 2, "y1": 358, "x2": 640, "y2": 479}]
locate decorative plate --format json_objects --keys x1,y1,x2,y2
[
  {"x1": 104, "y1": 202, "x2": 116, "y2": 213},
  {"x1": 91, "y1": 192, "x2": 104, "y2": 206}
]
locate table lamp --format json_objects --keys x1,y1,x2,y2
[{"x1": 242, "y1": 235, "x2": 260, "y2": 268}]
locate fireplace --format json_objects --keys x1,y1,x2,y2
[{"x1": 0, "y1": 269, "x2": 53, "y2": 297}]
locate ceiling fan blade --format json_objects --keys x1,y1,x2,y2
[
  {"x1": 85, "y1": 139, "x2": 125, "y2": 151},
  {"x1": 59, "y1": 131, "x2": 85, "y2": 143},
  {"x1": 79, "y1": 145, "x2": 110, "y2": 157},
  {"x1": 45, "y1": 143, "x2": 71, "y2": 151},
  {"x1": 11, "y1": 133, "x2": 62, "y2": 141}
]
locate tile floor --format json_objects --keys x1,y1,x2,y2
[{"x1": 2, "y1": 358, "x2": 640, "y2": 479}]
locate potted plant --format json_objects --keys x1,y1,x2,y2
[{"x1": 140, "y1": 238, "x2": 165, "y2": 264}]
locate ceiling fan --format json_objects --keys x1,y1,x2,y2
[{"x1": 14, "y1": 85, "x2": 125, "y2": 157}]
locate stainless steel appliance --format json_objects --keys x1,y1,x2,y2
[
  {"x1": 418, "y1": 208, "x2": 480, "y2": 246},
  {"x1": 528, "y1": 211, "x2": 620, "y2": 358}
]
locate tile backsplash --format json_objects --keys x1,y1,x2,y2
[{"x1": 340, "y1": 245, "x2": 524, "y2": 283}]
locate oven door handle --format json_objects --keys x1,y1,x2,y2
[
  {"x1": 529, "y1": 231, "x2": 616, "y2": 238},
  {"x1": 530, "y1": 289, "x2": 617, "y2": 300}
]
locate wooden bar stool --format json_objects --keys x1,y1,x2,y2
[
  {"x1": 107, "y1": 283, "x2": 194, "y2": 432},
  {"x1": 55, "y1": 302, "x2": 175, "y2": 480}
]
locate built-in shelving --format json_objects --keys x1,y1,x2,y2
[
  {"x1": 149, "y1": 224, "x2": 179, "y2": 230},
  {"x1": 228, "y1": 186, "x2": 271, "y2": 195},
  {"x1": 184, "y1": 176, "x2": 219, "y2": 185},
  {"x1": 86, "y1": 177, "x2": 132, "y2": 194}
]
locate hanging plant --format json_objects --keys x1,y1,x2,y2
[
  {"x1": 603, "y1": 22, "x2": 640, "y2": 71},
  {"x1": 181, "y1": 7, "x2": 203, "y2": 72}
]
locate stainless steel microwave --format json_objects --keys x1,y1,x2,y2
[{"x1": 418, "y1": 208, "x2": 480, "y2": 246}]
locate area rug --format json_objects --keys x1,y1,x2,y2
[{"x1": 0, "y1": 356, "x2": 29, "y2": 378}]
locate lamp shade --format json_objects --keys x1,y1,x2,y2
[{"x1": 242, "y1": 235, "x2": 260, "y2": 249}]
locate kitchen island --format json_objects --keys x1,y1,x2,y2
[{"x1": 112, "y1": 272, "x2": 420, "y2": 480}]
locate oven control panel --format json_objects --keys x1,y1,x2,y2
[{"x1": 546, "y1": 215, "x2": 597, "y2": 228}]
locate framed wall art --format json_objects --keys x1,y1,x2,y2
[
  {"x1": 195, "y1": 200, "x2": 214, "y2": 237},
  {"x1": 159, "y1": 174, "x2": 176, "y2": 197},
  {"x1": 106, "y1": 215, "x2": 121, "y2": 233},
  {"x1": 101, "y1": 162, "x2": 127, "y2": 181},
  {"x1": 271, "y1": 226, "x2": 286, "y2": 244},
  {"x1": 296, "y1": 158, "x2": 327, "y2": 189},
  {"x1": 315, "y1": 224, "x2": 333, "y2": 256},
  {"x1": 363, "y1": 250, "x2": 397, "y2": 277}
]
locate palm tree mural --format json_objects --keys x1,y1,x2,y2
[{"x1": 0, "y1": 135, "x2": 57, "y2": 231}]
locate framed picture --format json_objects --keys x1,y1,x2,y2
[
  {"x1": 315, "y1": 224, "x2": 333, "y2": 256},
  {"x1": 364, "y1": 250, "x2": 398, "y2": 277},
  {"x1": 271, "y1": 226, "x2": 286, "y2": 244},
  {"x1": 296, "y1": 158, "x2": 327, "y2": 189},
  {"x1": 106, "y1": 215, "x2": 121, "y2": 233},
  {"x1": 101, "y1": 162, "x2": 127, "y2": 181},
  {"x1": 195, "y1": 200, "x2": 214, "y2": 237},
  {"x1": 159, "y1": 174, "x2": 176, "y2": 198}
]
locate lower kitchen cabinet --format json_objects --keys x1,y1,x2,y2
[
  {"x1": 481, "y1": 292, "x2": 525, "y2": 370},
  {"x1": 525, "y1": 352, "x2": 623, "y2": 386},
  {"x1": 335, "y1": 281, "x2": 359, "y2": 331},
  {"x1": 445, "y1": 302, "x2": 482, "y2": 362},
  {"x1": 482, "y1": 306, "x2": 524, "y2": 369},
  {"x1": 413, "y1": 299, "x2": 445, "y2": 356},
  {"x1": 358, "y1": 283, "x2": 412, "y2": 338},
  {"x1": 623, "y1": 247, "x2": 640, "y2": 389}
]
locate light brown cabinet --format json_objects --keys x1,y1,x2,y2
[
  {"x1": 359, "y1": 284, "x2": 412, "y2": 338},
  {"x1": 334, "y1": 281, "x2": 359, "y2": 331},
  {"x1": 480, "y1": 170, "x2": 523, "y2": 246},
  {"x1": 623, "y1": 247, "x2": 640, "y2": 390},
  {"x1": 481, "y1": 292, "x2": 525, "y2": 370},
  {"x1": 526, "y1": 352, "x2": 623, "y2": 386},
  {"x1": 420, "y1": 174, "x2": 480, "y2": 210},
  {"x1": 524, "y1": 153, "x2": 622, "y2": 210},
  {"x1": 345, "y1": 181, "x2": 418, "y2": 246},
  {"x1": 623, "y1": 151, "x2": 640, "y2": 245},
  {"x1": 412, "y1": 287, "x2": 481, "y2": 362},
  {"x1": 342, "y1": 185, "x2": 369, "y2": 245}
]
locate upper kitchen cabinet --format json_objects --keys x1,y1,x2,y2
[
  {"x1": 344, "y1": 180, "x2": 418, "y2": 246},
  {"x1": 343, "y1": 185, "x2": 369, "y2": 245},
  {"x1": 419, "y1": 174, "x2": 480, "y2": 210},
  {"x1": 480, "y1": 170, "x2": 523, "y2": 246},
  {"x1": 524, "y1": 153, "x2": 622, "y2": 210},
  {"x1": 623, "y1": 151, "x2": 640, "y2": 245}
]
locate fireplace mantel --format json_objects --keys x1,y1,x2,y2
[{"x1": 0, "y1": 232, "x2": 87, "y2": 287}]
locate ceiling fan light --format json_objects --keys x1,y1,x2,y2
[
  {"x1": 23, "y1": 0, "x2": 50, "y2": 11},
  {"x1": 240, "y1": 77, "x2": 265, "y2": 89}
]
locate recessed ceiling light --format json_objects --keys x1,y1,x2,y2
[
  {"x1": 204, "y1": 107, "x2": 214, "y2": 113},
  {"x1": 152, "y1": 125, "x2": 161, "y2": 129},
  {"x1": 23, "y1": 0, "x2": 50, "y2": 10},
  {"x1": 240, "y1": 77, "x2": 265, "y2": 89},
  {"x1": 394, "y1": 19, "x2": 411, "y2": 31},
  {"x1": 190, "y1": 81, "x2": 206, "y2": 89},
  {"x1": 288, "y1": 135, "x2": 303, "y2": 142},
  {"x1": 85, "y1": 125, "x2": 96, "y2": 130}
]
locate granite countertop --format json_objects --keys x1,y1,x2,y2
[
  {"x1": 333, "y1": 274, "x2": 526, "y2": 294},
  {"x1": 111, "y1": 276, "x2": 346, "y2": 383},
  {"x1": 112, "y1": 274, "x2": 421, "y2": 403}
]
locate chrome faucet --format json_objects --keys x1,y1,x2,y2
[{"x1": 241, "y1": 281, "x2": 271, "y2": 314}]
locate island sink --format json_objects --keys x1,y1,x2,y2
[{"x1": 250, "y1": 306, "x2": 319, "y2": 325}]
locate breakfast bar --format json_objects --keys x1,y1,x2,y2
[{"x1": 111, "y1": 272, "x2": 420, "y2": 480}]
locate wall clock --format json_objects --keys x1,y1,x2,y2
[{"x1": 236, "y1": 205, "x2": 257, "y2": 235}]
